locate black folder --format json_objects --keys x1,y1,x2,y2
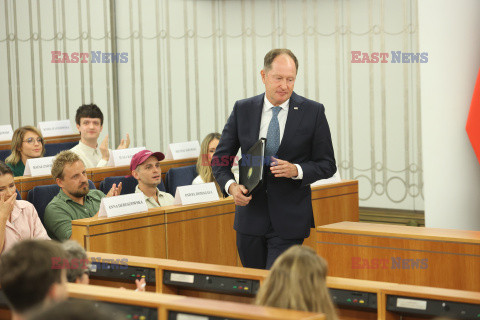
[{"x1": 239, "y1": 138, "x2": 266, "y2": 196}]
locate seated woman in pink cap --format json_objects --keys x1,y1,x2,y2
[
  {"x1": 130, "y1": 150, "x2": 174, "y2": 208},
  {"x1": 0, "y1": 161, "x2": 50, "y2": 253}
]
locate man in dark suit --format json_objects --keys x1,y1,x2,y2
[{"x1": 212, "y1": 49, "x2": 336, "y2": 269}]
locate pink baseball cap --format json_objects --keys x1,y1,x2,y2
[{"x1": 130, "y1": 150, "x2": 165, "y2": 172}]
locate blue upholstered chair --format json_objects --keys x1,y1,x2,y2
[
  {"x1": 44, "y1": 141, "x2": 79, "y2": 157},
  {"x1": 164, "y1": 165, "x2": 197, "y2": 196},
  {"x1": 27, "y1": 180, "x2": 95, "y2": 223},
  {"x1": 99, "y1": 175, "x2": 166, "y2": 195}
]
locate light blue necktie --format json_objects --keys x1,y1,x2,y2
[{"x1": 265, "y1": 106, "x2": 282, "y2": 157}]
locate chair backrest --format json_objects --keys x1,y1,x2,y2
[
  {"x1": 28, "y1": 180, "x2": 95, "y2": 223},
  {"x1": 16, "y1": 189, "x2": 21, "y2": 200},
  {"x1": 164, "y1": 165, "x2": 197, "y2": 196},
  {"x1": 44, "y1": 141, "x2": 79, "y2": 157},
  {"x1": 100, "y1": 175, "x2": 166, "y2": 195},
  {"x1": 0, "y1": 150, "x2": 11, "y2": 162}
]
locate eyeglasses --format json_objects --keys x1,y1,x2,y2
[{"x1": 23, "y1": 137, "x2": 43, "y2": 144}]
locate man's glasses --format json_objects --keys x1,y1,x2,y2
[{"x1": 23, "y1": 137, "x2": 43, "y2": 144}]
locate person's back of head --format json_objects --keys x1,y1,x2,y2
[
  {"x1": 28, "y1": 299, "x2": 114, "y2": 320},
  {"x1": 61, "y1": 240, "x2": 90, "y2": 284},
  {"x1": 0, "y1": 240, "x2": 68, "y2": 316},
  {"x1": 255, "y1": 245, "x2": 338, "y2": 320}
]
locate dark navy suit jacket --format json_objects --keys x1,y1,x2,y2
[{"x1": 212, "y1": 92, "x2": 336, "y2": 239}]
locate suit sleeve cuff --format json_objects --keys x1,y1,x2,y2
[
  {"x1": 225, "y1": 179, "x2": 236, "y2": 196},
  {"x1": 292, "y1": 164, "x2": 303, "y2": 180}
]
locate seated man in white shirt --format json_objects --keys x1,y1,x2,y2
[
  {"x1": 130, "y1": 150, "x2": 174, "y2": 208},
  {"x1": 71, "y1": 104, "x2": 130, "y2": 168}
]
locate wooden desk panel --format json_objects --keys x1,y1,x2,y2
[
  {"x1": 316, "y1": 222, "x2": 480, "y2": 292},
  {"x1": 0, "y1": 133, "x2": 80, "y2": 150},
  {"x1": 67, "y1": 283, "x2": 325, "y2": 320},
  {"x1": 72, "y1": 209, "x2": 167, "y2": 258},
  {"x1": 162, "y1": 199, "x2": 236, "y2": 266},
  {"x1": 304, "y1": 180, "x2": 359, "y2": 248},
  {"x1": 73, "y1": 200, "x2": 237, "y2": 265}
]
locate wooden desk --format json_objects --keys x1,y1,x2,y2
[
  {"x1": 67, "y1": 283, "x2": 325, "y2": 320},
  {"x1": 84, "y1": 252, "x2": 480, "y2": 320},
  {"x1": 315, "y1": 221, "x2": 480, "y2": 291},
  {"x1": 72, "y1": 199, "x2": 237, "y2": 266},
  {"x1": 304, "y1": 180, "x2": 359, "y2": 248},
  {"x1": 13, "y1": 157, "x2": 197, "y2": 199},
  {"x1": 0, "y1": 133, "x2": 80, "y2": 150},
  {"x1": 72, "y1": 181, "x2": 359, "y2": 266}
]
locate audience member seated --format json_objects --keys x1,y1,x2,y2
[
  {"x1": 5, "y1": 126, "x2": 46, "y2": 177},
  {"x1": 29, "y1": 300, "x2": 115, "y2": 320},
  {"x1": 70, "y1": 104, "x2": 130, "y2": 168},
  {"x1": 255, "y1": 245, "x2": 338, "y2": 320},
  {"x1": 131, "y1": 150, "x2": 174, "y2": 208},
  {"x1": 44, "y1": 151, "x2": 122, "y2": 241},
  {"x1": 61, "y1": 240, "x2": 145, "y2": 291},
  {"x1": 193, "y1": 132, "x2": 239, "y2": 198},
  {"x1": 0, "y1": 162, "x2": 49, "y2": 254},
  {"x1": 0, "y1": 240, "x2": 68, "y2": 320}
]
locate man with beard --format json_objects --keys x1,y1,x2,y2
[{"x1": 44, "y1": 150, "x2": 122, "y2": 240}]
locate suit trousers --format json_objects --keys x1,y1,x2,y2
[{"x1": 236, "y1": 225, "x2": 304, "y2": 270}]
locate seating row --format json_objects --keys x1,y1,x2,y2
[
  {"x1": 0, "y1": 134, "x2": 81, "y2": 161},
  {"x1": 84, "y1": 251, "x2": 480, "y2": 320}
]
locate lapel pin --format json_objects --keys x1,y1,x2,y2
[{"x1": 294, "y1": 107, "x2": 298, "y2": 110}]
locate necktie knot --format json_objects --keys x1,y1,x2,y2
[{"x1": 272, "y1": 106, "x2": 282, "y2": 116}]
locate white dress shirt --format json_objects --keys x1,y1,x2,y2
[
  {"x1": 70, "y1": 141, "x2": 110, "y2": 168},
  {"x1": 224, "y1": 95, "x2": 303, "y2": 195},
  {"x1": 135, "y1": 185, "x2": 174, "y2": 208}
]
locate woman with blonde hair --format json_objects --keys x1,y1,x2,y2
[
  {"x1": 192, "y1": 133, "x2": 224, "y2": 197},
  {"x1": 255, "y1": 245, "x2": 338, "y2": 320},
  {"x1": 5, "y1": 126, "x2": 45, "y2": 176}
]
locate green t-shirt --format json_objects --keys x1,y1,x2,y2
[
  {"x1": 6, "y1": 161, "x2": 25, "y2": 177},
  {"x1": 44, "y1": 189, "x2": 105, "y2": 241}
]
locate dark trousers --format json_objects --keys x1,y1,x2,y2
[{"x1": 236, "y1": 227, "x2": 304, "y2": 270}]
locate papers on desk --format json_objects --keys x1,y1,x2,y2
[
  {"x1": 0, "y1": 124, "x2": 13, "y2": 141},
  {"x1": 165, "y1": 140, "x2": 200, "y2": 160},
  {"x1": 38, "y1": 120, "x2": 74, "y2": 137},
  {"x1": 310, "y1": 171, "x2": 341, "y2": 187},
  {"x1": 98, "y1": 193, "x2": 148, "y2": 218},
  {"x1": 106, "y1": 147, "x2": 146, "y2": 167},
  {"x1": 173, "y1": 182, "x2": 219, "y2": 205},
  {"x1": 23, "y1": 157, "x2": 55, "y2": 176}
]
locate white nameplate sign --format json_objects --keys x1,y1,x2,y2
[
  {"x1": 98, "y1": 193, "x2": 148, "y2": 218},
  {"x1": 106, "y1": 147, "x2": 146, "y2": 167},
  {"x1": 310, "y1": 171, "x2": 342, "y2": 187},
  {"x1": 38, "y1": 120, "x2": 74, "y2": 137},
  {"x1": 0, "y1": 125, "x2": 13, "y2": 141},
  {"x1": 173, "y1": 182, "x2": 219, "y2": 205},
  {"x1": 23, "y1": 157, "x2": 55, "y2": 177},
  {"x1": 165, "y1": 140, "x2": 200, "y2": 160}
]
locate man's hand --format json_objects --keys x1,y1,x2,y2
[
  {"x1": 228, "y1": 183, "x2": 252, "y2": 206},
  {"x1": 117, "y1": 134, "x2": 130, "y2": 150},
  {"x1": 0, "y1": 193, "x2": 16, "y2": 222},
  {"x1": 106, "y1": 182, "x2": 123, "y2": 197},
  {"x1": 270, "y1": 157, "x2": 298, "y2": 178},
  {"x1": 99, "y1": 135, "x2": 110, "y2": 161}
]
